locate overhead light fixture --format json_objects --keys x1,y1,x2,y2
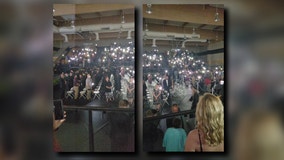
[
  {"x1": 127, "y1": 30, "x2": 132, "y2": 39},
  {"x1": 215, "y1": 31, "x2": 219, "y2": 41},
  {"x1": 146, "y1": 4, "x2": 152, "y2": 14},
  {"x1": 71, "y1": 20, "x2": 75, "y2": 28},
  {"x1": 145, "y1": 23, "x2": 149, "y2": 32},
  {"x1": 192, "y1": 28, "x2": 196, "y2": 35},
  {"x1": 214, "y1": 5, "x2": 220, "y2": 22},
  {"x1": 152, "y1": 39, "x2": 157, "y2": 47}
]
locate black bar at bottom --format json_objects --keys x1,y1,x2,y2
[{"x1": 89, "y1": 110, "x2": 94, "y2": 151}]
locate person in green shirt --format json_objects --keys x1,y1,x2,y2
[{"x1": 163, "y1": 118, "x2": 187, "y2": 152}]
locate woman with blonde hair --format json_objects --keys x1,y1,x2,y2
[{"x1": 185, "y1": 93, "x2": 224, "y2": 152}]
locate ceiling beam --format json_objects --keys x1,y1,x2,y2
[
  {"x1": 54, "y1": 31, "x2": 134, "y2": 41},
  {"x1": 213, "y1": 26, "x2": 222, "y2": 30},
  {"x1": 143, "y1": 39, "x2": 209, "y2": 46},
  {"x1": 146, "y1": 23, "x2": 224, "y2": 41},
  {"x1": 54, "y1": 14, "x2": 134, "y2": 27},
  {"x1": 53, "y1": 4, "x2": 134, "y2": 16},
  {"x1": 143, "y1": 4, "x2": 224, "y2": 26}
]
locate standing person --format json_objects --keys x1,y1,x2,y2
[
  {"x1": 59, "y1": 73, "x2": 66, "y2": 99},
  {"x1": 162, "y1": 74, "x2": 170, "y2": 93},
  {"x1": 85, "y1": 74, "x2": 92, "y2": 100},
  {"x1": 146, "y1": 74, "x2": 153, "y2": 89},
  {"x1": 68, "y1": 71, "x2": 74, "y2": 91},
  {"x1": 163, "y1": 118, "x2": 187, "y2": 152},
  {"x1": 114, "y1": 68, "x2": 122, "y2": 95},
  {"x1": 104, "y1": 76, "x2": 113, "y2": 102},
  {"x1": 204, "y1": 76, "x2": 211, "y2": 92},
  {"x1": 153, "y1": 83, "x2": 162, "y2": 111},
  {"x1": 73, "y1": 74, "x2": 80, "y2": 100},
  {"x1": 184, "y1": 93, "x2": 224, "y2": 152},
  {"x1": 189, "y1": 84, "x2": 199, "y2": 118},
  {"x1": 127, "y1": 77, "x2": 135, "y2": 107},
  {"x1": 166, "y1": 104, "x2": 184, "y2": 129},
  {"x1": 64, "y1": 73, "x2": 70, "y2": 91},
  {"x1": 79, "y1": 74, "x2": 85, "y2": 91}
]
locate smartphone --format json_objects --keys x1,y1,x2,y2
[{"x1": 53, "y1": 99, "x2": 64, "y2": 120}]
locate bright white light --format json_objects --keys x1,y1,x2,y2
[{"x1": 198, "y1": 76, "x2": 201, "y2": 79}]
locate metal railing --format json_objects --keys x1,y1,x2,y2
[
  {"x1": 63, "y1": 105, "x2": 134, "y2": 152},
  {"x1": 143, "y1": 109, "x2": 195, "y2": 122}
]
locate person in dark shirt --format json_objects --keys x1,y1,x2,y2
[
  {"x1": 162, "y1": 74, "x2": 170, "y2": 93},
  {"x1": 104, "y1": 76, "x2": 113, "y2": 102},
  {"x1": 59, "y1": 73, "x2": 66, "y2": 99},
  {"x1": 68, "y1": 71, "x2": 74, "y2": 91},
  {"x1": 166, "y1": 104, "x2": 184, "y2": 129},
  {"x1": 189, "y1": 84, "x2": 199, "y2": 118}
]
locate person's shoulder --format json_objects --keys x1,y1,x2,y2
[
  {"x1": 179, "y1": 128, "x2": 187, "y2": 133},
  {"x1": 188, "y1": 129, "x2": 198, "y2": 137},
  {"x1": 166, "y1": 127, "x2": 175, "y2": 132}
]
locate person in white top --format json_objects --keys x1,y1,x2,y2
[{"x1": 85, "y1": 74, "x2": 92, "y2": 100}]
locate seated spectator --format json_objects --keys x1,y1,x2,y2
[
  {"x1": 163, "y1": 118, "x2": 187, "y2": 152},
  {"x1": 185, "y1": 93, "x2": 224, "y2": 152}
]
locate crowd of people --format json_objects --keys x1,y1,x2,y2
[
  {"x1": 55, "y1": 58, "x2": 135, "y2": 106},
  {"x1": 143, "y1": 51, "x2": 224, "y2": 152},
  {"x1": 53, "y1": 52, "x2": 136, "y2": 150}
]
